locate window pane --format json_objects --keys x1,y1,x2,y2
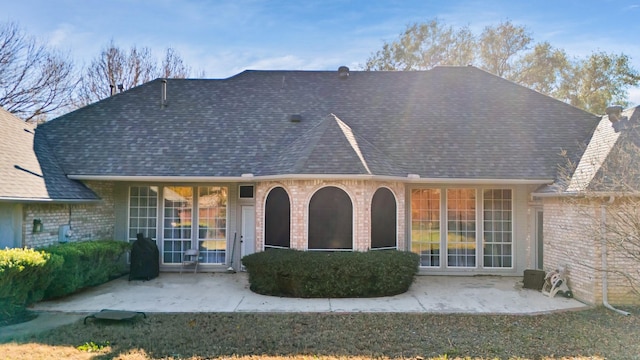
[
  {"x1": 371, "y1": 188, "x2": 397, "y2": 249},
  {"x1": 198, "y1": 186, "x2": 227, "y2": 264},
  {"x1": 483, "y1": 189, "x2": 513, "y2": 268},
  {"x1": 411, "y1": 189, "x2": 441, "y2": 267},
  {"x1": 128, "y1": 186, "x2": 158, "y2": 243},
  {"x1": 308, "y1": 187, "x2": 353, "y2": 250},
  {"x1": 163, "y1": 186, "x2": 193, "y2": 264},
  {"x1": 265, "y1": 187, "x2": 291, "y2": 248},
  {"x1": 447, "y1": 189, "x2": 476, "y2": 267}
]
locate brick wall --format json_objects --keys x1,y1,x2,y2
[
  {"x1": 255, "y1": 180, "x2": 405, "y2": 252},
  {"x1": 22, "y1": 181, "x2": 116, "y2": 248},
  {"x1": 543, "y1": 197, "x2": 640, "y2": 305}
]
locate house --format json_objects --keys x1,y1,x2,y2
[
  {"x1": 0, "y1": 107, "x2": 100, "y2": 249},
  {"x1": 5, "y1": 65, "x2": 638, "y2": 304},
  {"x1": 533, "y1": 105, "x2": 640, "y2": 305}
]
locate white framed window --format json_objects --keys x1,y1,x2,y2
[
  {"x1": 410, "y1": 189, "x2": 441, "y2": 266},
  {"x1": 128, "y1": 186, "x2": 158, "y2": 242},
  {"x1": 410, "y1": 187, "x2": 513, "y2": 270},
  {"x1": 483, "y1": 189, "x2": 513, "y2": 268}
]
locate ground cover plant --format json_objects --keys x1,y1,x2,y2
[{"x1": 1, "y1": 307, "x2": 638, "y2": 359}]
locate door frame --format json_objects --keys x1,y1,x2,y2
[{"x1": 240, "y1": 205, "x2": 256, "y2": 268}]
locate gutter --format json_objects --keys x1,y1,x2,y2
[
  {"x1": 600, "y1": 196, "x2": 630, "y2": 316},
  {"x1": 0, "y1": 197, "x2": 101, "y2": 204},
  {"x1": 68, "y1": 174, "x2": 553, "y2": 185}
]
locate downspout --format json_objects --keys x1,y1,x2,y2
[{"x1": 600, "y1": 196, "x2": 630, "y2": 315}]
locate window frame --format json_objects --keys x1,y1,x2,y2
[{"x1": 409, "y1": 186, "x2": 515, "y2": 270}]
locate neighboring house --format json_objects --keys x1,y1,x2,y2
[
  {"x1": 0, "y1": 107, "x2": 103, "y2": 249},
  {"x1": 6, "y1": 65, "x2": 638, "y2": 304},
  {"x1": 534, "y1": 105, "x2": 640, "y2": 305}
]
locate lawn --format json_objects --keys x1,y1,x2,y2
[{"x1": 0, "y1": 307, "x2": 638, "y2": 359}]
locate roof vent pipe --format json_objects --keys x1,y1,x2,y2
[
  {"x1": 110, "y1": 84, "x2": 116, "y2": 96},
  {"x1": 338, "y1": 66, "x2": 350, "y2": 79},
  {"x1": 161, "y1": 79, "x2": 167, "y2": 108},
  {"x1": 117, "y1": 84, "x2": 124, "y2": 93}
]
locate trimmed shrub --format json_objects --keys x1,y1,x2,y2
[
  {"x1": 41, "y1": 240, "x2": 130, "y2": 299},
  {"x1": 0, "y1": 248, "x2": 63, "y2": 320},
  {"x1": 242, "y1": 249, "x2": 419, "y2": 298}
]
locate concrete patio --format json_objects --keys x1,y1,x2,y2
[{"x1": 32, "y1": 272, "x2": 588, "y2": 315}]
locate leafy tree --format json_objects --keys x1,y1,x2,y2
[
  {"x1": 478, "y1": 20, "x2": 532, "y2": 78},
  {"x1": 0, "y1": 22, "x2": 77, "y2": 122},
  {"x1": 556, "y1": 52, "x2": 640, "y2": 114},
  {"x1": 76, "y1": 41, "x2": 191, "y2": 106},
  {"x1": 366, "y1": 19, "x2": 640, "y2": 114},
  {"x1": 365, "y1": 19, "x2": 475, "y2": 71}
]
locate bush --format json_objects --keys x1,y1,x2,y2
[
  {"x1": 41, "y1": 240, "x2": 130, "y2": 299},
  {"x1": 0, "y1": 248, "x2": 63, "y2": 320},
  {"x1": 242, "y1": 249, "x2": 419, "y2": 298}
]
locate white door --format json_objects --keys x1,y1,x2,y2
[
  {"x1": 241, "y1": 206, "x2": 256, "y2": 263},
  {"x1": 0, "y1": 203, "x2": 22, "y2": 249}
]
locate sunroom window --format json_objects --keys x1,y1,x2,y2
[
  {"x1": 410, "y1": 187, "x2": 513, "y2": 269},
  {"x1": 128, "y1": 185, "x2": 227, "y2": 265},
  {"x1": 308, "y1": 186, "x2": 353, "y2": 250}
]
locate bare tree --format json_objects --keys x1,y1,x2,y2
[
  {"x1": 558, "y1": 107, "x2": 640, "y2": 299},
  {"x1": 77, "y1": 41, "x2": 191, "y2": 106},
  {"x1": 0, "y1": 22, "x2": 77, "y2": 122},
  {"x1": 162, "y1": 47, "x2": 191, "y2": 79}
]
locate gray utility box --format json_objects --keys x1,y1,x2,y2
[
  {"x1": 58, "y1": 224, "x2": 71, "y2": 243},
  {"x1": 523, "y1": 269, "x2": 546, "y2": 290}
]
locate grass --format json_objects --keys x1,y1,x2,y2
[{"x1": 1, "y1": 307, "x2": 638, "y2": 359}]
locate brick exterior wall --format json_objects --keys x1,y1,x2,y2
[
  {"x1": 22, "y1": 181, "x2": 115, "y2": 248},
  {"x1": 254, "y1": 180, "x2": 405, "y2": 252},
  {"x1": 543, "y1": 197, "x2": 639, "y2": 305}
]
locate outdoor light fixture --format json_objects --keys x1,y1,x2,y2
[{"x1": 32, "y1": 219, "x2": 43, "y2": 233}]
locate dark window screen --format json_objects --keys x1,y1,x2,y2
[
  {"x1": 239, "y1": 185, "x2": 254, "y2": 198},
  {"x1": 308, "y1": 186, "x2": 353, "y2": 250},
  {"x1": 264, "y1": 187, "x2": 290, "y2": 248},
  {"x1": 371, "y1": 188, "x2": 397, "y2": 249}
]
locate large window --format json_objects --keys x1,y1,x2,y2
[
  {"x1": 371, "y1": 188, "x2": 397, "y2": 249},
  {"x1": 265, "y1": 187, "x2": 291, "y2": 249},
  {"x1": 128, "y1": 185, "x2": 227, "y2": 265},
  {"x1": 128, "y1": 186, "x2": 158, "y2": 241},
  {"x1": 411, "y1": 189, "x2": 441, "y2": 266},
  {"x1": 163, "y1": 186, "x2": 193, "y2": 264},
  {"x1": 447, "y1": 189, "x2": 477, "y2": 267},
  {"x1": 410, "y1": 187, "x2": 513, "y2": 269},
  {"x1": 198, "y1": 187, "x2": 227, "y2": 264},
  {"x1": 308, "y1": 186, "x2": 353, "y2": 250},
  {"x1": 483, "y1": 189, "x2": 512, "y2": 268}
]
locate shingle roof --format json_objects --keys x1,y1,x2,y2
[
  {"x1": 39, "y1": 66, "x2": 600, "y2": 181},
  {"x1": 0, "y1": 107, "x2": 99, "y2": 202},
  {"x1": 565, "y1": 106, "x2": 640, "y2": 193}
]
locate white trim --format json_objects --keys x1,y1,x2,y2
[
  {"x1": 0, "y1": 197, "x2": 100, "y2": 203},
  {"x1": 68, "y1": 174, "x2": 553, "y2": 185}
]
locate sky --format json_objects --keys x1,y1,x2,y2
[{"x1": 3, "y1": 0, "x2": 640, "y2": 107}]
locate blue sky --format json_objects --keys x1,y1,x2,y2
[{"x1": 4, "y1": 0, "x2": 640, "y2": 106}]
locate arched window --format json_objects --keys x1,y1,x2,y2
[
  {"x1": 371, "y1": 188, "x2": 397, "y2": 249},
  {"x1": 308, "y1": 186, "x2": 353, "y2": 250},
  {"x1": 264, "y1": 187, "x2": 290, "y2": 249}
]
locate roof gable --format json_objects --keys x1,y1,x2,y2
[{"x1": 0, "y1": 107, "x2": 98, "y2": 202}]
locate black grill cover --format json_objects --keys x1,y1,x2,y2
[{"x1": 129, "y1": 233, "x2": 159, "y2": 281}]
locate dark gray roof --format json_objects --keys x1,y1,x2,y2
[
  {"x1": 40, "y1": 66, "x2": 600, "y2": 180},
  {"x1": 0, "y1": 107, "x2": 99, "y2": 202}
]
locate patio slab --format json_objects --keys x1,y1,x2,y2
[{"x1": 31, "y1": 272, "x2": 588, "y2": 315}]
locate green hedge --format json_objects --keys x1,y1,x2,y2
[
  {"x1": 0, "y1": 248, "x2": 63, "y2": 320},
  {"x1": 241, "y1": 249, "x2": 419, "y2": 298},
  {"x1": 41, "y1": 240, "x2": 130, "y2": 299}
]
